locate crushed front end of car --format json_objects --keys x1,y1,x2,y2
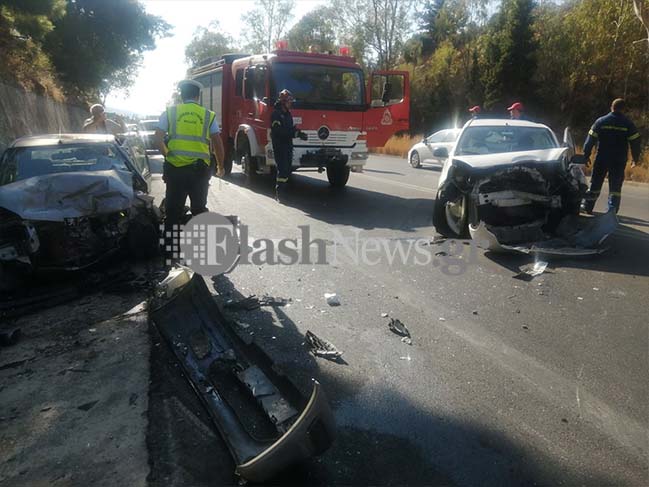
[
  {"x1": 0, "y1": 170, "x2": 159, "y2": 290},
  {"x1": 435, "y1": 149, "x2": 617, "y2": 255}
]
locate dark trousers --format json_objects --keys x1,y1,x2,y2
[
  {"x1": 583, "y1": 158, "x2": 626, "y2": 213},
  {"x1": 272, "y1": 139, "x2": 293, "y2": 198},
  {"x1": 164, "y1": 161, "x2": 210, "y2": 230}
]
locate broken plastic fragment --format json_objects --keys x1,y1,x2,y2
[
  {"x1": 401, "y1": 336, "x2": 412, "y2": 346},
  {"x1": 513, "y1": 260, "x2": 548, "y2": 281},
  {"x1": 224, "y1": 295, "x2": 291, "y2": 311},
  {"x1": 305, "y1": 330, "x2": 343, "y2": 359},
  {"x1": 381, "y1": 312, "x2": 388, "y2": 318},
  {"x1": 388, "y1": 318, "x2": 410, "y2": 338},
  {"x1": 324, "y1": 293, "x2": 340, "y2": 306}
]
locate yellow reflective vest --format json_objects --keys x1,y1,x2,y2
[{"x1": 166, "y1": 102, "x2": 216, "y2": 167}]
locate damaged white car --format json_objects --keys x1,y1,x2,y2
[
  {"x1": 432, "y1": 119, "x2": 617, "y2": 255},
  {"x1": 0, "y1": 134, "x2": 160, "y2": 289}
]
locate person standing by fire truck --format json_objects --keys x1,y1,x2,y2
[
  {"x1": 271, "y1": 89, "x2": 307, "y2": 201},
  {"x1": 154, "y1": 79, "x2": 225, "y2": 232}
]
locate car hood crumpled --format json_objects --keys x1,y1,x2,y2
[
  {"x1": 0, "y1": 169, "x2": 135, "y2": 222},
  {"x1": 453, "y1": 147, "x2": 567, "y2": 170}
]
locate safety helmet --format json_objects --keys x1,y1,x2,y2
[
  {"x1": 468, "y1": 105, "x2": 481, "y2": 113},
  {"x1": 278, "y1": 89, "x2": 294, "y2": 102},
  {"x1": 507, "y1": 102, "x2": 523, "y2": 112}
]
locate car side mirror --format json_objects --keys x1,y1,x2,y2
[
  {"x1": 570, "y1": 154, "x2": 587, "y2": 165},
  {"x1": 433, "y1": 147, "x2": 449, "y2": 158}
]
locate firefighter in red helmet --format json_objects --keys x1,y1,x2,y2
[{"x1": 271, "y1": 89, "x2": 307, "y2": 202}]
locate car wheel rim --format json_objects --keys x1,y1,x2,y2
[
  {"x1": 411, "y1": 152, "x2": 419, "y2": 167},
  {"x1": 445, "y1": 196, "x2": 466, "y2": 235}
]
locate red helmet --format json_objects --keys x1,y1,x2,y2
[
  {"x1": 507, "y1": 102, "x2": 523, "y2": 111},
  {"x1": 468, "y1": 105, "x2": 481, "y2": 113},
  {"x1": 278, "y1": 89, "x2": 294, "y2": 102}
]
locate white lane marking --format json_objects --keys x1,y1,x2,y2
[{"x1": 356, "y1": 173, "x2": 437, "y2": 194}]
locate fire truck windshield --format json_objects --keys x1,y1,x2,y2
[{"x1": 271, "y1": 63, "x2": 364, "y2": 110}]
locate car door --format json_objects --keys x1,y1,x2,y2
[
  {"x1": 425, "y1": 130, "x2": 447, "y2": 162},
  {"x1": 439, "y1": 129, "x2": 460, "y2": 160},
  {"x1": 363, "y1": 71, "x2": 410, "y2": 148}
]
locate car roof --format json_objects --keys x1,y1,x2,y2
[
  {"x1": 9, "y1": 134, "x2": 116, "y2": 148},
  {"x1": 464, "y1": 118, "x2": 550, "y2": 129}
]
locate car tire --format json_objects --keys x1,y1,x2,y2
[
  {"x1": 327, "y1": 165, "x2": 350, "y2": 187},
  {"x1": 410, "y1": 150, "x2": 421, "y2": 168},
  {"x1": 433, "y1": 190, "x2": 469, "y2": 238}
]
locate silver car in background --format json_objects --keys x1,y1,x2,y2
[{"x1": 407, "y1": 128, "x2": 460, "y2": 168}]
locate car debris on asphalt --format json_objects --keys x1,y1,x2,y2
[
  {"x1": 388, "y1": 318, "x2": 412, "y2": 344},
  {"x1": 324, "y1": 293, "x2": 341, "y2": 306},
  {"x1": 305, "y1": 330, "x2": 343, "y2": 360},
  {"x1": 513, "y1": 261, "x2": 549, "y2": 281},
  {"x1": 224, "y1": 294, "x2": 292, "y2": 311}
]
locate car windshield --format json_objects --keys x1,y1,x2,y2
[
  {"x1": 0, "y1": 143, "x2": 129, "y2": 186},
  {"x1": 139, "y1": 120, "x2": 158, "y2": 131},
  {"x1": 455, "y1": 126, "x2": 557, "y2": 155},
  {"x1": 271, "y1": 63, "x2": 364, "y2": 110}
]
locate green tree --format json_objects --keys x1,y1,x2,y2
[
  {"x1": 480, "y1": 0, "x2": 537, "y2": 110},
  {"x1": 0, "y1": 0, "x2": 67, "y2": 94},
  {"x1": 45, "y1": 0, "x2": 169, "y2": 97},
  {"x1": 0, "y1": 0, "x2": 66, "y2": 41},
  {"x1": 287, "y1": 6, "x2": 336, "y2": 52},
  {"x1": 331, "y1": 0, "x2": 415, "y2": 69},
  {"x1": 241, "y1": 0, "x2": 295, "y2": 53},
  {"x1": 185, "y1": 21, "x2": 236, "y2": 67}
]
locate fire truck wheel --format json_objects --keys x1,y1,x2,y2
[
  {"x1": 222, "y1": 154, "x2": 233, "y2": 177},
  {"x1": 326, "y1": 165, "x2": 350, "y2": 187},
  {"x1": 238, "y1": 141, "x2": 256, "y2": 182}
]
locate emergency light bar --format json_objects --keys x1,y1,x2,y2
[
  {"x1": 339, "y1": 46, "x2": 351, "y2": 57},
  {"x1": 275, "y1": 39, "x2": 288, "y2": 50}
]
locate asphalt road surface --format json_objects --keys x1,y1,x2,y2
[{"x1": 151, "y1": 154, "x2": 648, "y2": 486}]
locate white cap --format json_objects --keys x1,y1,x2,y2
[{"x1": 178, "y1": 79, "x2": 204, "y2": 90}]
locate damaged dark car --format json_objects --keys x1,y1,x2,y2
[
  {"x1": 0, "y1": 134, "x2": 160, "y2": 290},
  {"x1": 432, "y1": 119, "x2": 617, "y2": 255}
]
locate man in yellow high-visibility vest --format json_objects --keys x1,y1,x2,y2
[{"x1": 154, "y1": 79, "x2": 225, "y2": 230}]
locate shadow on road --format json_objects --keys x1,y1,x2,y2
[
  {"x1": 617, "y1": 214, "x2": 649, "y2": 229},
  {"x1": 484, "y1": 223, "x2": 649, "y2": 278},
  {"x1": 141, "y1": 273, "x2": 626, "y2": 487},
  {"x1": 363, "y1": 168, "x2": 406, "y2": 176},
  {"x1": 223, "y1": 171, "x2": 434, "y2": 232}
]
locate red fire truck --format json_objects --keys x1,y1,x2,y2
[{"x1": 188, "y1": 47, "x2": 410, "y2": 187}]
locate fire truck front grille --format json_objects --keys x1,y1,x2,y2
[{"x1": 303, "y1": 131, "x2": 357, "y2": 147}]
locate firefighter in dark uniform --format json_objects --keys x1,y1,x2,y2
[
  {"x1": 271, "y1": 89, "x2": 307, "y2": 201},
  {"x1": 581, "y1": 98, "x2": 641, "y2": 214}
]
